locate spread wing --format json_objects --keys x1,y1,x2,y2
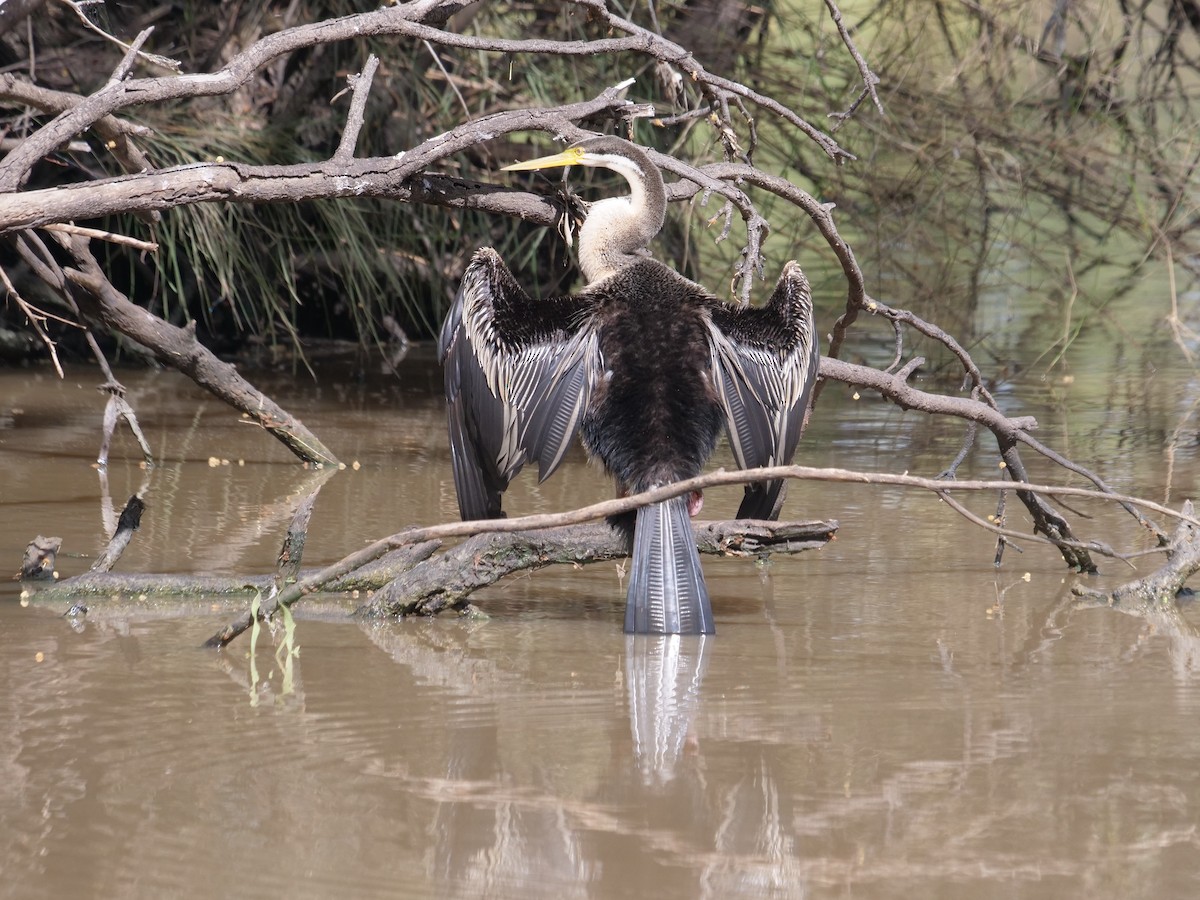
[
  {"x1": 439, "y1": 248, "x2": 598, "y2": 520},
  {"x1": 708, "y1": 261, "x2": 820, "y2": 520}
]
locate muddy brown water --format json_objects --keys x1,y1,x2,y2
[{"x1": 2, "y1": 330, "x2": 1200, "y2": 897}]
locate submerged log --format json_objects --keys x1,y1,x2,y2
[
  {"x1": 362, "y1": 518, "x2": 838, "y2": 619},
  {"x1": 1072, "y1": 500, "x2": 1200, "y2": 610},
  {"x1": 24, "y1": 544, "x2": 444, "y2": 603}
]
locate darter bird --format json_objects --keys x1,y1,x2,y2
[{"x1": 438, "y1": 136, "x2": 819, "y2": 634}]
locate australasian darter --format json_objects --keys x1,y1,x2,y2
[{"x1": 438, "y1": 136, "x2": 819, "y2": 635}]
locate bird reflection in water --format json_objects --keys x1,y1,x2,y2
[{"x1": 625, "y1": 634, "x2": 710, "y2": 785}]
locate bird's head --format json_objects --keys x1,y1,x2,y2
[{"x1": 501, "y1": 136, "x2": 666, "y2": 283}]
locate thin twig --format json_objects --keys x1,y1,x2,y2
[
  {"x1": 577, "y1": 0, "x2": 851, "y2": 162},
  {"x1": 1165, "y1": 244, "x2": 1197, "y2": 362},
  {"x1": 41, "y1": 223, "x2": 158, "y2": 251},
  {"x1": 331, "y1": 54, "x2": 380, "y2": 165},
  {"x1": 0, "y1": 262, "x2": 65, "y2": 376},
  {"x1": 822, "y1": 0, "x2": 885, "y2": 119},
  {"x1": 423, "y1": 39, "x2": 471, "y2": 120},
  {"x1": 59, "y1": 3, "x2": 181, "y2": 72}
]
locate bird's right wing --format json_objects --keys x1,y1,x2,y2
[
  {"x1": 708, "y1": 261, "x2": 820, "y2": 520},
  {"x1": 439, "y1": 248, "x2": 598, "y2": 520}
]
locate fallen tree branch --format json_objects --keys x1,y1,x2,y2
[
  {"x1": 31, "y1": 458, "x2": 1192, "y2": 608},
  {"x1": 360, "y1": 519, "x2": 838, "y2": 619},
  {"x1": 202, "y1": 516, "x2": 834, "y2": 649},
  {"x1": 1068, "y1": 500, "x2": 1200, "y2": 668},
  {"x1": 1071, "y1": 500, "x2": 1200, "y2": 610},
  {"x1": 24, "y1": 544, "x2": 444, "y2": 603},
  {"x1": 18, "y1": 458, "x2": 1192, "y2": 648},
  {"x1": 56, "y1": 234, "x2": 341, "y2": 466}
]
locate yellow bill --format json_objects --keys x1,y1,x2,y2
[{"x1": 500, "y1": 147, "x2": 587, "y2": 172}]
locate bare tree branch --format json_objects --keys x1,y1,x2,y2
[
  {"x1": 361, "y1": 519, "x2": 837, "y2": 620},
  {"x1": 574, "y1": 0, "x2": 852, "y2": 163},
  {"x1": 331, "y1": 54, "x2": 380, "y2": 165},
  {"x1": 1073, "y1": 501, "x2": 1200, "y2": 609},
  {"x1": 0, "y1": 86, "x2": 643, "y2": 232},
  {"x1": 57, "y1": 2, "x2": 181, "y2": 72}
]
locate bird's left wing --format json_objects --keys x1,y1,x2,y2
[
  {"x1": 439, "y1": 248, "x2": 597, "y2": 520},
  {"x1": 708, "y1": 261, "x2": 820, "y2": 520}
]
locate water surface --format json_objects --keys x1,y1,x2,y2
[{"x1": 2, "y1": 324, "x2": 1199, "y2": 897}]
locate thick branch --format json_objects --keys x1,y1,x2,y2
[
  {"x1": 26, "y1": 543, "x2": 443, "y2": 602},
  {"x1": 821, "y1": 357, "x2": 1032, "y2": 436},
  {"x1": 0, "y1": 87, "x2": 641, "y2": 232},
  {"x1": 8, "y1": 452, "x2": 1183, "y2": 648},
  {"x1": 1072, "y1": 500, "x2": 1200, "y2": 610},
  {"x1": 0, "y1": 73, "x2": 153, "y2": 176},
  {"x1": 331, "y1": 54, "x2": 380, "y2": 165},
  {"x1": 199, "y1": 462, "x2": 1198, "y2": 649}
]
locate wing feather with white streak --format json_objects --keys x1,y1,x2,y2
[
  {"x1": 708, "y1": 261, "x2": 820, "y2": 520},
  {"x1": 439, "y1": 248, "x2": 598, "y2": 520}
]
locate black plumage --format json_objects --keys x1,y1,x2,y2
[{"x1": 438, "y1": 137, "x2": 819, "y2": 634}]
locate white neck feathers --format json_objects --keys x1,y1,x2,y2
[{"x1": 575, "y1": 149, "x2": 666, "y2": 284}]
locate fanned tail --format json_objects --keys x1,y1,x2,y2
[{"x1": 624, "y1": 495, "x2": 714, "y2": 635}]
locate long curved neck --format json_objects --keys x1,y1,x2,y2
[{"x1": 578, "y1": 148, "x2": 666, "y2": 284}]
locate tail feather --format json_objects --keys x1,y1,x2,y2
[{"x1": 624, "y1": 495, "x2": 715, "y2": 635}]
